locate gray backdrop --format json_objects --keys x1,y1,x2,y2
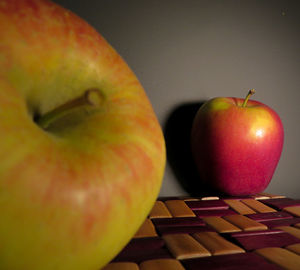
[{"x1": 53, "y1": 0, "x2": 300, "y2": 198}]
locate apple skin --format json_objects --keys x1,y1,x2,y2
[
  {"x1": 0, "y1": 1, "x2": 165, "y2": 270},
  {"x1": 191, "y1": 96, "x2": 284, "y2": 196}
]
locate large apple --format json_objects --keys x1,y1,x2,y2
[
  {"x1": 191, "y1": 90, "x2": 284, "y2": 196},
  {"x1": 0, "y1": 1, "x2": 165, "y2": 269}
]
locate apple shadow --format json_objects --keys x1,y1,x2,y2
[{"x1": 164, "y1": 102, "x2": 222, "y2": 197}]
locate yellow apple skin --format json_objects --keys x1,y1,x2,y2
[{"x1": 0, "y1": 1, "x2": 165, "y2": 269}]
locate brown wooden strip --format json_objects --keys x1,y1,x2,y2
[
  {"x1": 134, "y1": 219, "x2": 157, "y2": 238},
  {"x1": 149, "y1": 201, "x2": 172, "y2": 219},
  {"x1": 224, "y1": 199, "x2": 256, "y2": 215},
  {"x1": 201, "y1": 196, "x2": 220, "y2": 201},
  {"x1": 258, "y1": 192, "x2": 286, "y2": 199},
  {"x1": 202, "y1": 216, "x2": 241, "y2": 233},
  {"x1": 139, "y1": 259, "x2": 185, "y2": 270},
  {"x1": 183, "y1": 198, "x2": 201, "y2": 201},
  {"x1": 255, "y1": 247, "x2": 300, "y2": 270},
  {"x1": 193, "y1": 231, "x2": 245, "y2": 256},
  {"x1": 102, "y1": 262, "x2": 139, "y2": 270},
  {"x1": 241, "y1": 199, "x2": 277, "y2": 213},
  {"x1": 223, "y1": 215, "x2": 268, "y2": 231},
  {"x1": 251, "y1": 194, "x2": 271, "y2": 200},
  {"x1": 284, "y1": 206, "x2": 300, "y2": 217},
  {"x1": 295, "y1": 223, "x2": 300, "y2": 229},
  {"x1": 162, "y1": 233, "x2": 211, "y2": 259},
  {"x1": 286, "y1": 243, "x2": 300, "y2": 256},
  {"x1": 275, "y1": 226, "x2": 300, "y2": 239},
  {"x1": 183, "y1": 196, "x2": 220, "y2": 201},
  {"x1": 165, "y1": 200, "x2": 196, "y2": 217}
]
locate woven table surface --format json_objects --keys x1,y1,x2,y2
[{"x1": 102, "y1": 193, "x2": 300, "y2": 270}]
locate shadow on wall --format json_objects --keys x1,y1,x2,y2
[
  {"x1": 164, "y1": 102, "x2": 231, "y2": 197},
  {"x1": 164, "y1": 101, "x2": 216, "y2": 196}
]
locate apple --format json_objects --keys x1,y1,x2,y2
[
  {"x1": 191, "y1": 89, "x2": 284, "y2": 196},
  {"x1": 0, "y1": 1, "x2": 165, "y2": 270}
]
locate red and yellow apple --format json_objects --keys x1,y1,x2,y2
[
  {"x1": 0, "y1": 0, "x2": 165, "y2": 269},
  {"x1": 191, "y1": 90, "x2": 284, "y2": 196}
]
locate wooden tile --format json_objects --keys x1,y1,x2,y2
[
  {"x1": 230, "y1": 229, "x2": 284, "y2": 238},
  {"x1": 162, "y1": 233, "x2": 211, "y2": 260},
  {"x1": 183, "y1": 198, "x2": 201, "y2": 201},
  {"x1": 164, "y1": 200, "x2": 196, "y2": 217},
  {"x1": 241, "y1": 199, "x2": 277, "y2": 213},
  {"x1": 134, "y1": 219, "x2": 157, "y2": 238},
  {"x1": 202, "y1": 216, "x2": 241, "y2": 233},
  {"x1": 139, "y1": 259, "x2": 185, "y2": 270},
  {"x1": 158, "y1": 197, "x2": 182, "y2": 202},
  {"x1": 113, "y1": 237, "x2": 171, "y2": 263},
  {"x1": 284, "y1": 206, "x2": 300, "y2": 217},
  {"x1": 193, "y1": 231, "x2": 245, "y2": 256},
  {"x1": 201, "y1": 196, "x2": 220, "y2": 201},
  {"x1": 261, "y1": 218, "x2": 300, "y2": 229},
  {"x1": 182, "y1": 252, "x2": 282, "y2": 270},
  {"x1": 263, "y1": 199, "x2": 300, "y2": 210},
  {"x1": 149, "y1": 201, "x2": 172, "y2": 219},
  {"x1": 246, "y1": 211, "x2": 293, "y2": 222},
  {"x1": 157, "y1": 225, "x2": 214, "y2": 235},
  {"x1": 230, "y1": 230, "x2": 300, "y2": 251},
  {"x1": 258, "y1": 192, "x2": 286, "y2": 199},
  {"x1": 102, "y1": 262, "x2": 139, "y2": 270},
  {"x1": 118, "y1": 237, "x2": 165, "y2": 254},
  {"x1": 252, "y1": 194, "x2": 271, "y2": 200},
  {"x1": 224, "y1": 199, "x2": 256, "y2": 215},
  {"x1": 223, "y1": 214, "x2": 268, "y2": 231},
  {"x1": 255, "y1": 247, "x2": 300, "y2": 270},
  {"x1": 186, "y1": 200, "x2": 229, "y2": 210},
  {"x1": 286, "y1": 243, "x2": 300, "y2": 256},
  {"x1": 152, "y1": 217, "x2": 205, "y2": 228},
  {"x1": 222, "y1": 195, "x2": 252, "y2": 200},
  {"x1": 275, "y1": 226, "x2": 300, "y2": 240},
  {"x1": 194, "y1": 209, "x2": 237, "y2": 217},
  {"x1": 113, "y1": 247, "x2": 172, "y2": 264}
]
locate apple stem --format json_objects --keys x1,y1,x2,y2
[
  {"x1": 242, "y1": 89, "x2": 255, "y2": 107},
  {"x1": 36, "y1": 88, "x2": 103, "y2": 129}
]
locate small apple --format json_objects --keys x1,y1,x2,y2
[
  {"x1": 191, "y1": 90, "x2": 284, "y2": 196},
  {"x1": 0, "y1": 1, "x2": 165, "y2": 270}
]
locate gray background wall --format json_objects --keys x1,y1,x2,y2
[{"x1": 53, "y1": 0, "x2": 300, "y2": 198}]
